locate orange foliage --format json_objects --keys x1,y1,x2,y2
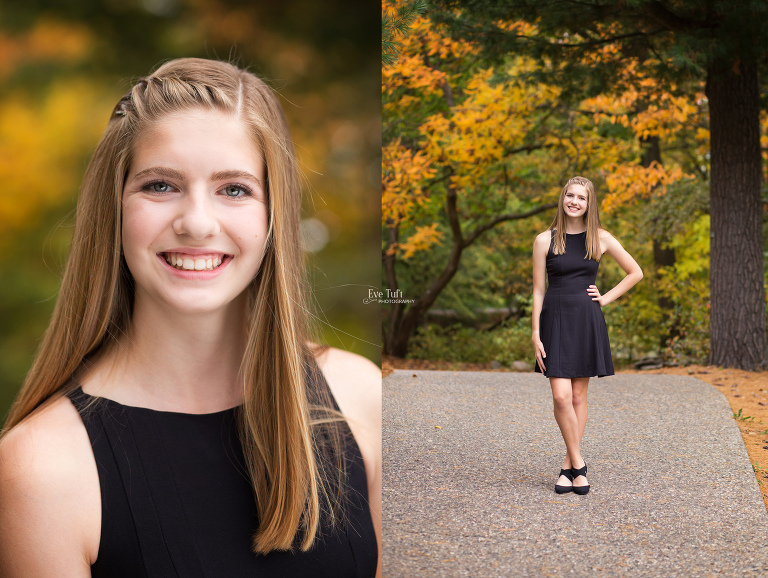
[
  {"x1": 383, "y1": 1, "x2": 476, "y2": 110},
  {"x1": 0, "y1": 19, "x2": 92, "y2": 78},
  {"x1": 602, "y1": 161, "x2": 688, "y2": 212}
]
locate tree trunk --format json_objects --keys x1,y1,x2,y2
[
  {"x1": 383, "y1": 220, "x2": 404, "y2": 355},
  {"x1": 385, "y1": 182, "x2": 466, "y2": 357},
  {"x1": 382, "y1": 190, "x2": 558, "y2": 357},
  {"x1": 705, "y1": 57, "x2": 768, "y2": 369}
]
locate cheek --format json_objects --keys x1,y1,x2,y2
[
  {"x1": 121, "y1": 201, "x2": 170, "y2": 258},
  {"x1": 224, "y1": 204, "x2": 269, "y2": 255}
]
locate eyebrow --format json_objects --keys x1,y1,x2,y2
[
  {"x1": 131, "y1": 166, "x2": 262, "y2": 187},
  {"x1": 211, "y1": 169, "x2": 262, "y2": 187}
]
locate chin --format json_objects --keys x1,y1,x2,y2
[
  {"x1": 167, "y1": 299, "x2": 235, "y2": 316},
  {"x1": 150, "y1": 289, "x2": 248, "y2": 317}
]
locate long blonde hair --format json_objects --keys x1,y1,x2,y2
[
  {"x1": 550, "y1": 175, "x2": 603, "y2": 261},
  {"x1": 1, "y1": 58, "x2": 346, "y2": 553}
]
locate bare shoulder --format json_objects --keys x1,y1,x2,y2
[
  {"x1": 310, "y1": 343, "x2": 381, "y2": 429},
  {"x1": 0, "y1": 394, "x2": 99, "y2": 575},
  {"x1": 598, "y1": 228, "x2": 622, "y2": 250},
  {"x1": 533, "y1": 229, "x2": 552, "y2": 255},
  {"x1": 598, "y1": 227, "x2": 617, "y2": 241},
  {"x1": 534, "y1": 229, "x2": 551, "y2": 246}
]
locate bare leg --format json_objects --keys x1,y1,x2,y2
[
  {"x1": 569, "y1": 377, "x2": 590, "y2": 488},
  {"x1": 571, "y1": 377, "x2": 589, "y2": 445},
  {"x1": 550, "y1": 377, "x2": 583, "y2": 488}
]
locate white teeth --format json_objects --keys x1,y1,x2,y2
[{"x1": 163, "y1": 252, "x2": 226, "y2": 272}]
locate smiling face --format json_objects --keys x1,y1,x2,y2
[
  {"x1": 562, "y1": 184, "x2": 588, "y2": 219},
  {"x1": 121, "y1": 107, "x2": 269, "y2": 315}
]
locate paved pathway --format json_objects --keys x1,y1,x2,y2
[{"x1": 383, "y1": 371, "x2": 768, "y2": 577}]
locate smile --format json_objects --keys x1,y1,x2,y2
[{"x1": 161, "y1": 252, "x2": 228, "y2": 271}]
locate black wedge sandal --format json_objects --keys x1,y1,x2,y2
[
  {"x1": 571, "y1": 463, "x2": 590, "y2": 495},
  {"x1": 554, "y1": 468, "x2": 574, "y2": 494}
]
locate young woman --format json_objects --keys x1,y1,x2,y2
[
  {"x1": 531, "y1": 176, "x2": 642, "y2": 495},
  {"x1": 0, "y1": 58, "x2": 381, "y2": 577}
]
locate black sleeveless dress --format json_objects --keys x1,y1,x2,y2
[
  {"x1": 66, "y1": 361, "x2": 378, "y2": 578},
  {"x1": 533, "y1": 229, "x2": 615, "y2": 378}
]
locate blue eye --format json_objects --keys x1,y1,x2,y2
[
  {"x1": 223, "y1": 185, "x2": 251, "y2": 198},
  {"x1": 142, "y1": 181, "x2": 173, "y2": 194}
]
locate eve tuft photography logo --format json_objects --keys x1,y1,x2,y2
[{"x1": 364, "y1": 288, "x2": 415, "y2": 304}]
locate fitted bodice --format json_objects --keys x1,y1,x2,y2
[
  {"x1": 544, "y1": 230, "x2": 602, "y2": 309},
  {"x1": 66, "y1": 360, "x2": 378, "y2": 578}
]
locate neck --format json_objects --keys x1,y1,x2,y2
[
  {"x1": 563, "y1": 215, "x2": 586, "y2": 234},
  {"x1": 82, "y1": 291, "x2": 249, "y2": 413}
]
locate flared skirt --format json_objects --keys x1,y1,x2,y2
[{"x1": 533, "y1": 293, "x2": 614, "y2": 378}]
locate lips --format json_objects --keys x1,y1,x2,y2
[
  {"x1": 158, "y1": 251, "x2": 232, "y2": 272},
  {"x1": 163, "y1": 252, "x2": 223, "y2": 271}
]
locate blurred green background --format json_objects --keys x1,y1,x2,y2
[{"x1": 0, "y1": 0, "x2": 381, "y2": 421}]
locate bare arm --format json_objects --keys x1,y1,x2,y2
[
  {"x1": 531, "y1": 231, "x2": 550, "y2": 372},
  {"x1": 588, "y1": 232, "x2": 643, "y2": 306},
  {"x1": 314, "y1": 347, "x2": 382, "y2": 578},
  {"x1": 0, "y1": 397, "x2": 99, "y2": 578}
]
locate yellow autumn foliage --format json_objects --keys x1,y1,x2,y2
[
  {"x1": 383, "y1": 9, "x2": 710, "y2": 260},
  {"x1": 0, "y1": 81, "x2": 116, "y2": 248},
  {"x1": 399, "y1": 223, "x2": 443, "y2": 259},
  {"x1": 421, "y1": 61, "x2": 562, "y2": 192},
  {"x1": 383, "y1": 138, "x2": 437, "y2": 211}
]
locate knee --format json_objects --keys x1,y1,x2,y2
[
  {"x1": 552, "y1": 392, "x2": 572, "y2": 410},
  {"x1": 572, "y1": 393, "x2": 587, "y2": 408}
]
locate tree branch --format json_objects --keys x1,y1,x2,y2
[
  {"x1": 407, "y1": 181, "x2": 464, "y2": 312},
  {"x1": 511, "y1": 28, "x2": 668, "y2": 49},
  {"x1": 463, "y1": 201, "x2": 559, "y2": 247}
]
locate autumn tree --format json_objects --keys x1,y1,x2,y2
[
  {"x1": 382, "y1": 7, "x2": 694, "y2": 357},
  {"x1": 431, "y1": 0, "x2": 768, "y2": 369}
]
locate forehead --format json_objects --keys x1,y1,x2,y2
[
  {"x1": 131, "y1": 108, "x2": 262, "y2": 172},
  {"x1": 566, "y1": 184, "x2": 588, "y2": 197}
]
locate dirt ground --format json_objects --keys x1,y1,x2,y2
[{"x1": 382, "y1": 356, "x2": 768, "y2": 512}]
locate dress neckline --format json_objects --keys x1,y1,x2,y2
[
  {"x1": 72, "y1": 385, "x2": 241, "y2": 417},
  {"x1": 553, "y1": 229, "x2": 587, "y2": 236}
]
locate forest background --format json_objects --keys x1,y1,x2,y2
[
  {"x1": 0, "y1": 0, "x2": 381, "y2": 421},
  {"x1": 382, "y1": 0, "x2": 768, "y2": 370}
]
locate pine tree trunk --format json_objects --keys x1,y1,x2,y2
[{"x1": 705, "y1": 58, "x2": 768, "y2": 369}]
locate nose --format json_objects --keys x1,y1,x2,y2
[{"x1": 172, "y1": 190, "x2": 220, "y2": 239}]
